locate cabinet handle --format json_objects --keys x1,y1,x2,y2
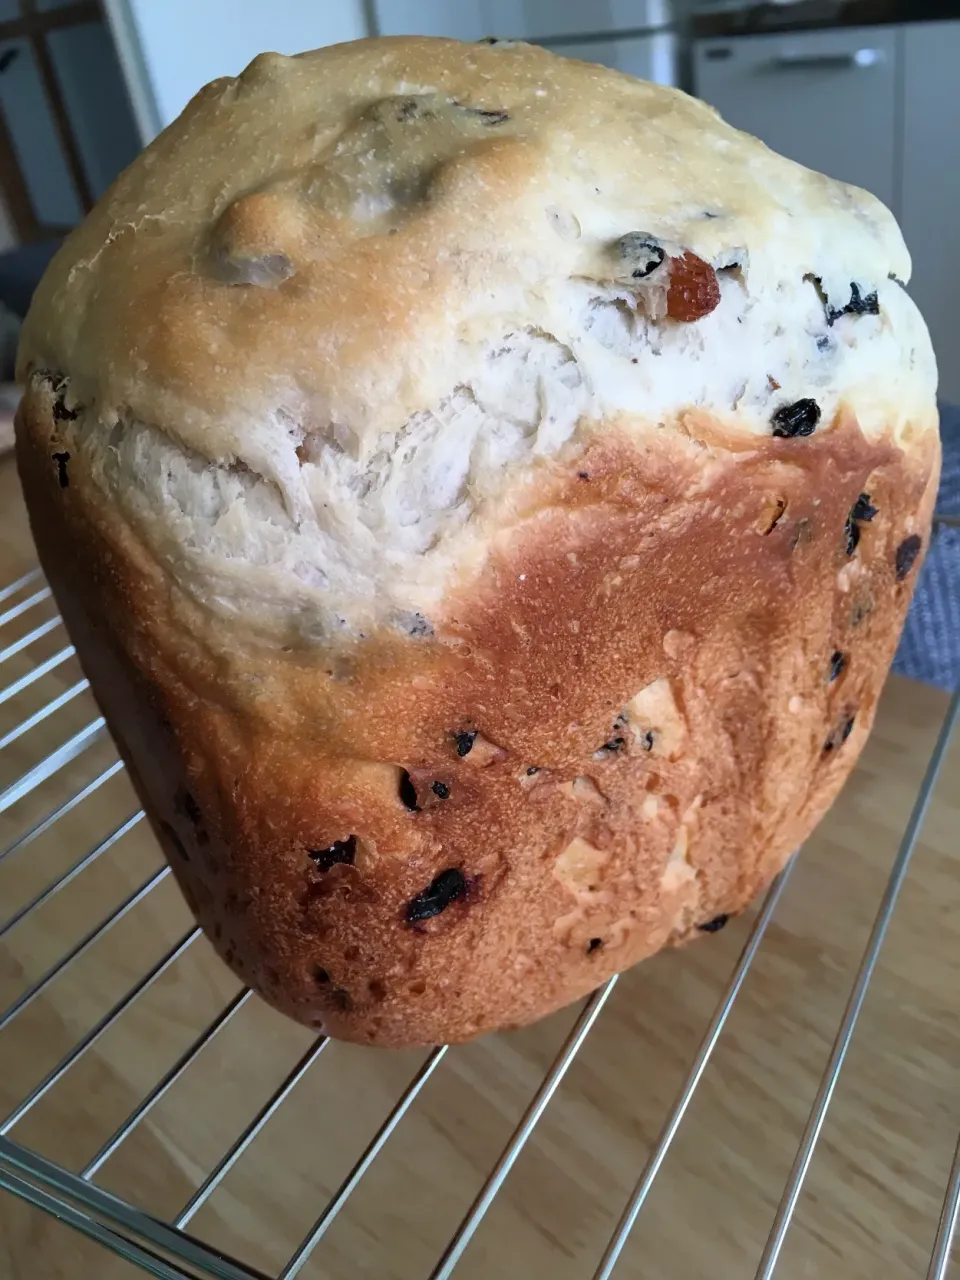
[{"x1": 770, "y1": 48, "x2": 883, "y2": 71}]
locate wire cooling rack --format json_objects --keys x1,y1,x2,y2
[{"x1": 0, "y1": 533, "x2": 958, "y2": 1280}]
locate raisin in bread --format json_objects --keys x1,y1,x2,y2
[{"x1": 14, "y1": 37, "x2": 939, "y2": 1045}]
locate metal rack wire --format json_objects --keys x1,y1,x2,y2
[{"x1": 0, "y1": 540, "x2": 957, "y2": 1280}]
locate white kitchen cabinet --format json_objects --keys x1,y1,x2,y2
[
  {"x1": 373, "y1": 0, "x2": 487, "y2": 40},
  {"x1": 694, "y1": 25, "x2": 899, "y2": 210},
  {"x1": 552, "y1": 32, "x2": 677, "y2": 84},
  {"x1": 108, "y1": 0, "x2": 368, "y2": 132},
  {"x1": 485, "y1": 1, "x2": 671, "y2": 40},
  {"x1": 375, "y1": 0, "x2": 672, "y2": 42},
  {"x1": 901, "y1": 21, "x2": 960, "y2": 404}
]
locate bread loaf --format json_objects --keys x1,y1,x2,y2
[{"x1": 15, "y1": 37, "x2": 939, "y2": 1046}]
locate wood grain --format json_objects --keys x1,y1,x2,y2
[{"x1": 0, "y1": 455, "x2": 957, "y2": 1280}]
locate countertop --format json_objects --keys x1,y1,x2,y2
[
  {"x1": 0, "y1": 454, "x2": 958, "y2": 1280},
  {"x1": 693, "y1": 0, "x2": 960, "y2": 39}
]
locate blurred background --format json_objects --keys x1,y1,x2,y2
[
  {"x1": 0, "y1": 0, "x2": 955, "y2": 687},
  {"x1": 0, "y1": 0, "x2": 956, "y2": 397},
  {"x1": 0, "y1": 9, "x2": 957, "y2": 1279}
]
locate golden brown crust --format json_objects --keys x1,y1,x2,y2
[
  {"x1": 14, "y1": 37, "x2": 941, "y2": 1047},
  {"x1": 16, "y1": 379, "x2": 939, "y2": 1046},
  {"x1": 17, "y1": 36, "x2": 923, "y2": 457},
  {"x1": 14, "y1": 38, "x2": 937, "y2": 653}
]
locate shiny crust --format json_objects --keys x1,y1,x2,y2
[{"x1": 16, "y1": 380, "x2": 938, "y2": 1045}]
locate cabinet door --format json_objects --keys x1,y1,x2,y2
[
  {"x1": 374, "y1": 0, "x2": 487, "y2": 40},
  {"x1": 901, "y1": 21, "x2": 960, "y2": 404},
  {"x1": 48, "y1": 22, "x2": 141, "y2": 201},
  {"x1": 693, "y1": 26, "x2": 898, "y2": 209},
  {"x1": 485, "y1": 1, "x2": 669, "y2": 41},
  {"x1": 550, "y1": 33, "x2": 677, "y2": 85},
  {"x1": 0, "y1": 38, "x2": 82, "y2": 228}
]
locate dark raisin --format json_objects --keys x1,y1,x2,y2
[
  {"x1": 830, "y1": 282, "x2": 879, "y2": 323},
  {"x1": 308, "y1": 836, "x2": 357, "y2": 871},
  {"x1": 431, "y1": 780, "x2": 450, "y2": 799},
  {"x1": 895, "y1": 534, "x2": 922, "y2": 581},
  {"x1": 52, "y1": 397, "x2": 79, "y2": 423},
  {"x1": 406, "y1": 612, "x2": 432, "y2": 637},
  {"x1": 845, "y1": 514, "x2": 861, "y2": 556},
  {"x1": 888, "y1": 273, "x2": 908, "y2": 290},
  {"x1": 824, "y1": 716, "x2": 856, "y2": 752},
  {"x1": 598, "y1": 735, "x2": 626, "y2": 755},
  {"x1": 181, "y1": 792, "x2": 203, "y2": 825},
  {"x1": 455, "y1": 730, "x2": 478, "y2": 757},
  {"x1": 617, "y1": 232, "x2": 665, "y2": 280},
  {"x1": 526, "y1": 766, "x2": 539, "y2": 776},
  {"x1": 178, "y1": 791, "x2": 209, "y2": 845},
  {"x1": 811, "y1": 276, "x2": 881, "y2": 325},
  {"x1": 852, "y1": 493, "x2": 878, "y2": 523},
  {"x1": 845, "y1": 493, "x2": 878, "y2": 556},
  {"x1": 52, "y1": 451, "x2": 70, "y2": 488},
  {"x1": 159, "y1": 820, "x2": 189, "y2": 861},
  {"x1": 771, "y1": 399, "x2": 821, "y2": 438},
  {"x1": 698, "y1": 914, "x2": 729, "y2": 933},
  {"x1": 578, "y1": 471, "x2": 590, "y2": 480},
  {"x1": 640, "y1": 730, "x2": 655, "y2": 751},
  {"x1": 816, "y1": 334, "x2": 832, "y2": 352},
  {"x1": 462, "y1": 105, "x2": 510, "y2": 124},
  {"x1": 829, "y1": 651, "x2": 846, "y2": 682},
  {"x1": 587, "y1": 937, "x2": 604, "y2": 954},
  {"x1": 405, "y1": 868, "x2": 468, "y2": 923},
  {"x1": 394, "y1": 97, "x2": 426, "y2": 121},
  {"x1": 848, "y1": 511, "x2": 868, "y2": 556},
  {"x1": 314, "y1": 967, "x2": 331, "y2": 984},
  {"x1": 398, "y1": 771, "x2": 419, "y2": 810}
]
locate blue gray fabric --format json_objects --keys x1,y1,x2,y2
[{"x1": 892, "y1": 402, "x2": 959, "y2": 691}]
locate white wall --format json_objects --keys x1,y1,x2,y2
[{"x1": 105, "y1": 0, "x2": 370, "y2": 137}]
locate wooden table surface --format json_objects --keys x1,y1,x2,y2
[{"x1": 0, "y1": 454, "x2": 957, "y2": 1280}]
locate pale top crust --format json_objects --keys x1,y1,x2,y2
[{"x1": 17, "y1": 36, "x2": 937, "y2": 641}]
